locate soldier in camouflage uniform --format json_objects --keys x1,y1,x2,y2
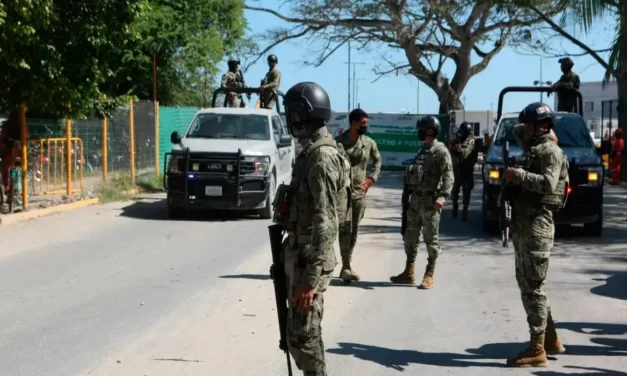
[
  {"x1": 505, "y1": 102, "x2": 568, "y2": 367},
  {"x1": 281, "y1": 81, "x2": 351, "y2": 375},
  {"x1": 335, "y1": 108, "x2": 381, "y2": 283},
  {"x1": 550, "y1": 57, "x2": 580, "y2": 113},
  {"x1": 221, "y1": 57, "x2": 248, "y2": 107},
  {"x1": 450, "y1": 121, "x2": 478, "y2": 221},
  {"x1": 391, "y1": 116, "x2": 453, "y2": 289},
  {"x1": 260, "y1": 54, "x2": 281, "y2": 110}
]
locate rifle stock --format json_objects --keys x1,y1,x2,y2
[
  {"x1": 499, "y1": 141, "x2": 512, "y2": 247},
  {"x1": 268, "y1": 224, "x2": 293, "y2": 375}
]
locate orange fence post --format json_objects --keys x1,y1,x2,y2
[
  {"x1": 103, "y1": 95, "x2": 108, "y2": 181},
  {"x1": 19, "y1": 104, "x2": 28, "y2": 210},
  {"x1": 130, "y1": 98, "x2": 136, "y2": 185},
  {"x1": 66, "y1": 105, "x2": 72, "y2": 196},
  {"x1": 154, "y1": 101, "x2": 159, "y2": 176}
]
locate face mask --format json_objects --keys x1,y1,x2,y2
[
  {"x1": 418, "y1": 129, "x2": 426, "y2": 141},
  {"x1": 357, "y1": 126, "x2": 367, "y2": 135}
]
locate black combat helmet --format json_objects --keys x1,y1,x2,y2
[
  {"x1": 416, "y1": 115, "x2": 441, "y2": 141},
  {"x1": 283, "y1": 82, "x2": 331, "y2": 136},
  {"x1": 227, "y1": 57, "x2": 240, "y2": 66},
  {"x1": 458, "y1": 121, "x2": 472, "y2": 137},
  {"x1": 558, "y1": 57, "x2": 574, "y2": 68},
  {"x1": 268, "y1": 54, "x2": 278, "y2": 64},
  {"x1": 518, "y1": 102, "x2": 556, "y2": 129}
]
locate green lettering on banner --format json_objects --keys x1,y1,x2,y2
[{"x1": 367, "y1": 133, "x2": 424, "y2": 153}]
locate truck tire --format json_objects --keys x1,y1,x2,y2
[
  {"x1": 259, "y1": 174, "x2": 276, "y2": 219},
  {"x1": 482, "y1": 203, "x2": 499, "y2": 234},
  {"x1": 584, "y1": 206, "x2": 603, "y2": 236},
  {"x1": 166, "y1": 193, "x2": 186, "y2": 219}
]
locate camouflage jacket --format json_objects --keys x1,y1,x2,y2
[
  {"x1": 335, "y1": 133, "x2": 381, "y2": 199},
  {"x1": 262, "y1": 66, "x2": 281, "y2": 90},
  {"x1": 221, "y1": 70, "x2": 244, "y2": 96},
  {"x1": 449, "y1": 136, "x2": 477, "y2": 176},
  {"x1": 554, "y1": 71, "x2": 580, "y2": 100},
  {"x1": 511, "y1": 124, "x2": 569, "y2": 224},
  {"x1": 285, "y1": 127, "x2": 351, "y2": 291},
  {"x1": 404, "y1": 140, "x2": 454, "y2": 204}
]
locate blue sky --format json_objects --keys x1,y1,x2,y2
[{"x1": 224, "y1": 2, "x2": 616, "y2": 114}]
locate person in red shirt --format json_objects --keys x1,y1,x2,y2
[
  {"x1": 0, "y1": 109, "x2": 21, "y2": 192},
  {"x1": 610, "y1": 128, "x2": 624, "y2": 185}
]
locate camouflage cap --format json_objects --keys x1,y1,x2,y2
[
  {"x1": 227, "y1": 57, "x2": 240, "y2": 65},
  {"x1": 558, "y1": 57, "x2": 574, "y2": 67}
]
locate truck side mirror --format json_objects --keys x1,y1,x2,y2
[
  {"x1": 278, "y1": 134, "x2": 292, "y2": 147},
  {"x1": 171, "y1": 131, "x2": 181, "y2": 144}
]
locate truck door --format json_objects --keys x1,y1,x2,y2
[{"x1": 272, "y1": 115, "x2": 292, "y2": 183}]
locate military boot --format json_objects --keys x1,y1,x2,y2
[
  {"x1": 418, "y1": 262, "x2": 436, "y2": 289},
  {"x1": 506, "y1": 332, "x2": 548, "y2": 367},
  {"x1": 340, "y1": 257, "x2": 360, "y2": 284},
  {"x1": 461, "y1": 207, "x2": 468, "y2": 222},
  {"x1": 545, "y1": 312, "x2": 566, "y2": 355},
  {"x1": 452, "y1": 203, "x2": 458, "y2": 218},
  {"x1": 390, "y1": 261, "x2": 415, "y2": 284}
]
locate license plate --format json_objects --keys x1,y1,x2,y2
[{"x1": 205, "y1": 186, "x2": 222, "y2": 196}]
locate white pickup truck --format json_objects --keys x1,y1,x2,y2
[{"x1": 164, "y1": 88, "x2": 295, "y2": 219}]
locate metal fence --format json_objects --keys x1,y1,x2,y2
[{"x1": 18, "y1": 100, "x2": 158, "y2": 201}]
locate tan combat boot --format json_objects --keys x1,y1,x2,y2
[
  {"x1": 545, "y1": 312, "x2": 566, "y2": 355},
  {"x1": 340, "y1": 257, "x2": 360, "y2": 283},
  {"x1": 390, "y1": 262, "x2": 415, "y2": 284},
  {"x1": 418, "y1": 262, "x2": 436, "y2": 289},
  {"x1": 506, "y1": 332, "x2": 548, "y2": 367}
]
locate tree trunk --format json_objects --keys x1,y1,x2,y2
[{"x1": 438, "y1": 93, "x2": 464, "y2": 114}]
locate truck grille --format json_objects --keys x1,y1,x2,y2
[{"x1": 177, "y1": 152, "x2": 256, "y2": 174}]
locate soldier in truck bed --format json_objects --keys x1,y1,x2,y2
[{"x1": 550, "y1": 57, "x2": 580, "y2": 113}]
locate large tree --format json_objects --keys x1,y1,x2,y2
[
  {"x1": 245, "y1": 0, "x2": 565, "y2": 113},
  {"x1": 0, "y1": 0, "x2": 146, "y2": 118},
  {"x1": 102, "y1": 0, "x2": 254, "y2": 108}
]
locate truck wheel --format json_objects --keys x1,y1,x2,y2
[
  {"x1": 259, "y1": 174, "x2": 276, "y2": 219},
  {"x1": 482, "y1": 204, "x2": 499, "y2": 234},
  {"x1": 584, "y1": 207, "x2": 603, "y2": 236},
  {"x1": 167, "y1": 204, "x2": 185, "y2": 219}
]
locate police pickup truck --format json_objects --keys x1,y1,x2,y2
[
  {"x1": 482, "y1": 86, "x2": 607, "y2": 236},
  {"x1": 164, "y1": 87, "x2": 295, "y2": 219}
]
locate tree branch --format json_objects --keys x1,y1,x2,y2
[{"x1": 529, "y1": 5, "x2": 611, "y2": 72}]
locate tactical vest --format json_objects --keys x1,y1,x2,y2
[
  {"x1": 519, "y1": 147, "x2": 569, "y2": 211},
  {"x1": 405, "y1": 147, "x2": 440, "y2": 194},
  {"x1": 273, "y1": 135, "x2": 352, "y2": 234}
]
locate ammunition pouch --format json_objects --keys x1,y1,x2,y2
[
  {"x1": 272, "y1": 183, "x2": 293, "y2": 226},
  {"x1": 541, "y1": 179, "x2": 568, "y2": 211}
]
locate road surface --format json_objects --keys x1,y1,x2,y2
[{"x1": 0, "y1": 172, "x2": 625, "y2": 376}]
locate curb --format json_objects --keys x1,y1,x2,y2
[{"x1": 0, "y1": 198, "x2": 101, "y2": 226}]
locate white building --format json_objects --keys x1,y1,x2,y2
[
  {"x1": 451, "y1": 110, "x2": 496, "y2": 137},
  {"x1": 553, "y1": 80, "x2": 619, "y2": 138}
]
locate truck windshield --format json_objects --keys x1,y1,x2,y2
[
  {"x1": 494, "y1": 115, "x2": 594, "y2": 148},
  {"x1": 186, "y1": 113, "x2": 270, "y2": 140}
]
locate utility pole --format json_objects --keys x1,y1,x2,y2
[
  {"x1": 462, "y1": 95, "x2": 467, "y2": 121},
  {"x1": 355, "y1": 78, "x2": 365, "y2": 108},
  {"x1": 344, "y1": 59, "x2": 365, "y2": 110}
]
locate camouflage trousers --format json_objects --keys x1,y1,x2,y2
[
  {"x1": 512, "y1": 220, "x2": 553, "y2": 335},
  {"x1": 451, "y1": 172, "x2": 474, "y2": 208},
  {"x1": 338, "y1": 197, "x2": 366, "y2": 261},
  {"x1": 403, "y1": 196, "x2": 442, "y2": 263},
  {"x1": 262, "y1": 94, "x2": 277, "y2": 110},
  {"x1": 286, "y1": 276, "x2": 330, "y2": 376}
]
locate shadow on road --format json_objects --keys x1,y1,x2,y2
[
  {"x1": 219, "y1": 274, "x2": 271, "y2": 281},
  {"x1": 551, "y1": 321, "x2": 627, "y2": 357},
  {"x1": 326, "y1": 342, "x2": 506, "y2": 370},
  {"x1": 557, "y1": 322, "x2": 627, "y2": 336},
  {"x1": 118, "y1": 198, "x2": 260, "y2": 222},
  {"x1": 533, "y1": 365, "x2": 627, "y2": 375},
  {"x1": 584, "y1": 269, "x2": 627, "y2": 301}
]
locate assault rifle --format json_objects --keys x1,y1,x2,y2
[
  {"x1": 498, "y1": 141, "x2": 513, "y2": 247},
  {"x1": 268, "y1": 224, "x2": 294, "y2": 376},
  {"x1": 401, "y1": 177, "x2": 409, "y2": 236}
]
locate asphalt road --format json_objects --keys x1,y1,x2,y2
[{"x1": 0, "y1": 172, "x2": 625, "y2": 376}]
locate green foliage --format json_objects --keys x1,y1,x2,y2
[
  {"x1": 0, "y1": 0, "x2": 147, "y2": 118},
  {"x1": 103, "y1": 0, "x2": 253, "y2": 107}
]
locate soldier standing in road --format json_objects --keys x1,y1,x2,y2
[
  {"x1": 550, "y1": 57, "x2": 580, "y2": 113},
  {"x1": 450, "y1": 122, "x2": 478, "y2": 221},
  {"x1": 221, "y1": 57, "x2": 248, "y2": 107},
  {"x1": 335, "y1": 108, "x2": 381, "y2": 283},
  {"x1": 504, "y1": 102, "x2": 569, "y2": 367},
  {"x1": 260, "y1": 54, "x2": 281, "y2": 110},
  {"x1": 281, "y1": 81, "x2": 351, "y2": 375},
  {"x1": 390, "y1": 116, "x2": 453, "y2": 289}
]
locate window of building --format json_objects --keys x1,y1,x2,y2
[{"x1": 584, "y1": 101, "x2": 594, "y2": 113}]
